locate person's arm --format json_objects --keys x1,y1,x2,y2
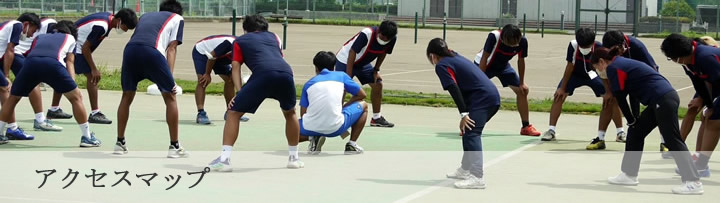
[
  {"x1": 231, "y1": 41, "x2": 244, "y2": 91},
  {"x1": 518, "y1": 56, "x2": 526, "y2": 84},
  {"x1": 346, "y1": 50, "x2": 356, "y2": 77},
  {"x1": 166, "y1": 41, "x2": 179, "y2": 74},
  {"x1": 345, "y1": 89, "x2": 366, "y2": 107},
  {"x1": 66, "y1": 53, "x2": 76, "y2": 80},
  {"x1": 447, "y1": 84, "x2": 469, "y2": 114},
  {"x1": 615, "y1": 92, "x2": 637, "y2": 125},
  {"x1": 558, "y1": 62, "x2": 574, "y2": 91},
  {"x1": 3, "y1": 44, "x2": 14, "y2": 77},
  {"x1": 478, "y1": 51, "x2": 490, "y2": 72},
  {"x1": 374, "y1": 53, "x2": 386, "y2": 72},
  {"x1": 343, "y1": 74, "x2": 366, "y2": 106},
  {"x1": 199, "y1": 51, "x2": 217, "y2": 88},
  {"x1": 83, "y1": 25, "x2": 106, "y2": 84},
  {"x1": 691, "y1": 76, "x2": 713, "y2": 108}
]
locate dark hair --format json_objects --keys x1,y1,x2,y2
[
  {"x1": 575, "y1": 27, "x2": 596, "y2": 47},
  {"x1": 693, "y1": 37, "x2": 708, "y2": 45},
  {"x1": 378, "y1": 20, "x2": 398, "y2": 39},
  {"x1": 17, "y1": 12, "x2": 40, "y2": 27},
  {"x1": 602, "y1": 30, "x2": 626, "y2": 48},
  {"x1": 159, "y1": 0, "x2": 183, "y2": 15},
  {"x1": 115, "y1": 8, "x2": 138, "y2": 29},
  {"x1": 426, "y1": 38, "x2": 456, "y2": 63},
  {"x1": 243, "y1": 14, "x2": 269, "y2": 32},
  {"x1": 313, "y1": 51, "x2": 336, "y2": 72},
  {"x1": 500, "y1": 24, "x2": 522, "y2": 45},
  {"x1": 53, "y1": 20, "x2": 78, "y2": 39},
  {"x1": 661, "y1": 33, "x2": 693, "y2": 59},
  {"x1": 591, "y1": 47, "x2": 622, "y2": 64}
]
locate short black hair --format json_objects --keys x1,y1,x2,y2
[
  {"x1": 53, "y1": 20, "x2": 78, "y2": 39},
  {"x1": 575, "y1": 27, "x2": 596, "y2": 47},
  {"x1": 159, "y1": 0, "x2": 183, "y2": 15},
  {"x1": 17, "y1": 12, "x2": 40, "y2": 27},
  {"x1": 602, "y1": 30, "x2": 626, "y2": 48},
  {"x1": 313, "y1": 51, "x2": 336, "y2": 72},
  {"x1": 379, "y1": 20, "x2": 398, "y2": 39},
  {"x1": 426, "y1": 38, "x2": 456, "y2": 63},
  {"x1": 661, "y1": 33, "x2": 694, "y2": 59},
  {"x1": 115, "y1": 8, "x2": 138, "y2": 29},
  {"x1": 243, "y1": 14, "x2": 269, "y2": 32},
  {"x1": 500, "y1": 24, "x2": 522, "y2": 45}
]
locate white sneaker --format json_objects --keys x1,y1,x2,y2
[
  {"x1": 208, "y1": 157, "x2": 232, "y2": 172},
  {"x1": 607, "y1": 173, "x2": 638, "y2": 186},
  {"x1": 454, "y1": 174, "x2": 486, "y2": 189},
  {"x1": 672, "y1": 181, "x2": 704, "y2": 195},
  {"x1": 540, "y1": 130, "x2": 556, "y2": 141},
  {"x1": 446, "y1": 167, "x2": 471, "y2": 179},
  {"x1": 287, "y1": 156, "x2": 305, "y2": 169},
  {"x1": 167, "y1": 144, "x2": 190, "y2": 158},
  {"x1": 113, "y1": 141, "x2": 128, "y2": 155},
  {"x1": 616, "y1": 132, "x2": 627, "y2": 143}
]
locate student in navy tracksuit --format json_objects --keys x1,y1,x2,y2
[
  {"x1": 662, "y1": 33, "x2": 720, "y2": 178},
  {"x1": 0, "y1": 21, "x2": 101, "y2": 147},
  {"x1": 592, "y1": 47, "x2": 703, "y2": 195},
  {"x1": 602, "y1": 30, "x2": 671, "y2": 157},
  {"x1": 208, "y1": 15, "x2": 303, "y2": 172},
  {"x1": 541, "y1": 28, "x2": 625, "y2": 150},
  {"x1": 475, "y1": 24, "x2": 540, "y2": 137},
  {"x1": 47, "y1": 9, "x2": 138, "y2": 124},
  {"x1": 427, "y1": 38, "x2": 501, "y2": 189},
  {"x1": 115, "y1": 0, "x2": 187, "y2": 158}
]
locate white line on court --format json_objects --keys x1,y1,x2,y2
[
  {"x1": 393, "y1": 140, "x2": 542, "y2": 203},
  {"x1": 0, "y1": 196, "x2": 97, "y2": 203},
  {"x1": 676, "y1": 85, "x2": 694, "y2": 92},
  {"x1": 382, "y1": 69, "x2": 434, "y2": 76}
]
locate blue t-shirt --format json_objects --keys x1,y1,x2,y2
[
  {"x1": 435, "y1": 53, "x2": 500, "y2": 111},
  {"x1": 232, "y1": 31, "x2": 291, "y2": 74},
  {"x1": 566, "y1": 41, "x2": 603, "y2": 79},
  {"x1": 606, "y1": 57, "x2": 674, "y2": 105},
  {"x1": 75, "y1": 12, "x2": 112, "y2": 54},
  {"x1": 482, "y1": 30, "x2": 528, "y2": 71},
  {"x1": 624, "y1": 35, "x2": 658, "y2": 70}
]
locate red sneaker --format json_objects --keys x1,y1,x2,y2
[{"x1": 520, "y1": 124, "x2": 541, "y2": 136}]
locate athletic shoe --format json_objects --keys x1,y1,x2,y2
[
  {"x1": 446, "y1": 167, "x2": 471, "y2": 179},
  {"x1": 6, "y1": 127, "x2": 34, "y2": 140},
  {"x1": 540, "y1": 130, "x2": 556, "y2": 141},
  {"x1": 586, "y1": 137, "x2": 606, "y2": 150},
  {"x1": 34, "y1": 120, "x2": 63, "y2": 131},
  {"x1": 672, "y1": 181, "x2": 704, "y2": 195},
  {"x1": 79, "y1": 133, "x2": 101, "y2": 147},
  {"x1": 307, "y1": 136, "x2": 326, "y2": 155},
  {"x1": 167, "y1": 144, "x2": 189, "y2": 158},
  {"x1": 454, "y1": 174, "x2": 486, "y2": 189},
  {"x1": 224, "y1": 111, "x2": 250, "y2": 122},
  {"x1": 345, "y1": 143, "x2": 364, "y2": 155},
  {"x1": 88, "y1": 112, "x2": 112, "y2": 124},
  {"x1": 675, "y1": 166, "x2": 711, "y2": 178},
  {"x1": 370, "y1": 116, "x2": 395, "y2": 128},
  {"x1": 287, "y1": 156, "x2": 305, "y2": 169},
  {"x1": 661, "y1": 143, "x2": 672, "y2": 159},
  {"x1": 46, "y1": 108, "x2": 73, "y2": 119},
  {"x1": 0, "y1": 134, "x2": 8, "y2": 144},
  {"x1": 607, "y1": 173, "x2": 638, "y2": 186},
  {"x1": 520, "y1": 124, "x2": 541, "y2": 136},
  {"x1": 113, "y1": 141, "x2": 128, "y2": 155},
  {"x1": 196, "y1": 111, "x2": 211, "y2": 125},
  {"x1": 208, "y1": 157, "x2": 232, "y2": 172},
  {"x1": 616, "y1": 131, "x2": 626, "y2": 143}
]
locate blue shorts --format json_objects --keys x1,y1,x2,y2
[
  {"x1": 229, "y1": 70, "x2": 296, "y2": 113},
  {"x1": 11, "y1": 57, "x2": 77, "y2": 96},
  {"x1": 482, "y1": 63, "x2": 520, "y2": 87},
  {"x1": 192, "y1": 47, "x2": 232, "y2": 75},
  {"x1": 710, "y1": 98, "x2": 720, "y2": 120},
  {"x1": 335, "y1": 61, "x2": 378, "y2": 85},
  {"x1": 74, "y1": 53, "x2": 93, "y2": 74},
  {"x1": 0, "y1": 54, "x2": 26, "y2": 87},
  {"x1": 300, "y1": 102, "x2": 365, "y2": 137},
  {"x1": 557, "y1": 75, "x2": 606, "y2": 97},
  {"x1": 121, "y1": 44, "x2": 176, "y2": 93}
]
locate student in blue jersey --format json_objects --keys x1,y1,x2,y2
[
  {"x1": 335, "y1": 20, "x2": 397, "y2": 128},
  {"x1": 475, "y1": 24, "x2": 540, "y2": 137},
  {"x1": 47, "y1": 9, "x2": 137, "y2": 125},
  {"x1": 192, "y1": 34, "x2": 249, "y2": 124},
  {"x1": 114, "y1": 0, "x2": 187, "y2": 158},
  {"x1": 602, "y1": 30, "x2": 671, "y2": 157},
  {"x1": 540, "y1": 28, "x2": 626, "y2": 150},
  {"x1": 208, "y1": 14, "x2": 303, "y2": 172},
  {"x1": 0, "y1": 21, "x2": 102, "y2": 147},
  {"x1": 300, "y1": 51, "x2": 368, "y2": 155},
  {"x1": 592, "y1": 47, "x2": 703, "y2": 195},
  {"x1": 662, "y1": 33, "x2": 720, "y2": 178},
  {"x1": 428, "y1": 38, "x2": 501, "y2": 189}
]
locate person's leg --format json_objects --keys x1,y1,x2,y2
[
  {"x1": 195, "y1": 74, "x2": 207, "y2": 111},
  {"x1": 620, "y1": 107, "x2": 657, "y2": 177},
  {"x1": 509, "y1": 85, "x2": 530, "y2": 126},
  {"x1": 696, "y1": 109, "x2": 720, "y2": 171},
  {"x1": 653, "y1": 92, "x2": 699, "y2": 182},
  {"x1": 455, "y1": 105, "x2": 498, "y2": 189},
  {"x1": 219, "y1": 75, "x2": 234, "y2": 106},
  {"x1": 162, "y1": 92, "x2": 179, "y2": 142},
  {"x1": 695, "y1": 114, "x2": 707, "y2": 153},
  {"x1": 282, "y1": 108, "x2": 300, "y2": 149},
  {"x1": 598, "y1": 96, "x2": 614, "y2": 138},
  {"x1": 85, "y1": 72, "x2": 101, "y2": 112},
  {"x1": 350, "y1": 102, "x2": 369, "y2": 142},
  {"x1": 681, "y1": 106, "x2": 701, "y2": 141},
  {"x1": 116, "y1": 91, "x2": 135, "y2": 141},
  {"x1": 0, "y1": 95, "x2": 24, "y2": 142},
  {"x1": 63, "y1": 89, "x2": 97, "y2": 147},
  {"x1": 500, "y1": 65, "x2": 537, "y2": 135}
]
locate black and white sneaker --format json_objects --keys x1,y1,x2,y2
[
  {"x1": 345, "y1": 143, "x2": 364, "y2": 155},
  {"x1": 371, "y1": 116, "x2": 395, "y2": 128},
  {"x1": 307, "y1": 136, "x2": 326, "y2": 155},
  {"x1": 47, "y1": 108, "x2": 73, "y2": 119},
  {"x1": 89, "y1": 112, "x2": 112, "y2": 124}
]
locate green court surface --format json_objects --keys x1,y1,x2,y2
[{"x1": 0, "y1": 90, "x2": 717, "y2": 203}]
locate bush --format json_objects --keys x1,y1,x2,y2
[{"x1": 660, "y1": 0, "x2": 696, "y2": 20}]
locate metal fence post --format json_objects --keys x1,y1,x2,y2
[
  {"x1": 560, "y1": 11, "x2": 564, "y2": 30},
  {"x1": 443, "y1": 12, "x2": 447, "y2": 40},
  {"x1": 541, "y1": 13, "x2": 545, "y2": 38},
  {"x1": 415, "y1": 12, "x2": 418, "y2": 44},
  {"x1": 523, "y1": 13, "x2": 526, "y2": 36}
]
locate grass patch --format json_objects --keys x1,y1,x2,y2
[
  {"x1": 53, "y1": 68, "x2": 695, "y2": 119},
  {"x1": 641, "y1": 31, "x2": 707, "y2": 39}
]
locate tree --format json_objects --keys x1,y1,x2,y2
[{"x1": 661, "y1": 0, "x2": 697, "y2": 20}]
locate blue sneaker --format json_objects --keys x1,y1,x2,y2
[
  {"x1": 675, "y1": 166, "x2": 711, "y2": 178},
  {"x1": 196, "y1": 111, "x2": 211, "y2": 125},
  {"x1": 80, "y1": 133, "x2": 101, "y2": 147},
  {"x1": 0, "y1": 134, "x2": 8, "y2": 144},
  {"x1": 6, "y1": 127, "x2": 34, "y2": 140},
  {"x1": 224, "y1": 111, "x2": 250, "y2": 122}
]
